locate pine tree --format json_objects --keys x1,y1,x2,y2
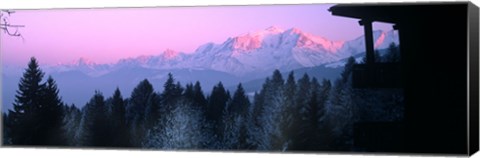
[
  {"x1": 223, "y1": 83, "x2": 251, "y2": 149},
  {"x1": 300, "y1": 77, "x2": 322, "y2": 150},
  {"x1": 227, "y1": 83, "x2": 250, "y2": 116},
  {"x1": 257, "y1": 70, "x2": 287, "y2": 150},
  {"x1": 144, "y1": 92, "x2": 161, "y2": 137},
  {"x1": 9, "y1": 57, "x2": 65, "y2": 145},
  {"x1": 385, "y1": 42, "x2": 400, "y2": 62},
  {"x1": 191, "y1": 81, "x2": 213, "y2": 149},
  {"x1": 319, "y1": 79, "x2": 332, "y2": 114},
  {"x1": 326, "y1": 57, "x2": 359, "y2": 150},
  {"x1": 129, "y1": 79, "x2": 154, "y2": 115},
  {"x1": 207, "y1": 82, "x2": 230, "y2": 122},
  {"x1": 288, "y1": 73, "x2": 312, "y2": 150},
  {"x1": 126, "y1": 79, "x2": 155, "y2": 146},
  {"x1": 62, "y1": 104, "x2": 82, "y2": 146},
  {"x1": 296, "y1": 73, "x2": 312, "y2": 114},
  {"x1": 161, "y1": 73, "x2": 183, "y2": 113},
  {"x1": 193, "y1": 81, "x2": 207, "y2": 108},
  {"x1": 108, "y1": 88, "x2": 130, "y2": 147},
  {"x1": 247, "y1": 77, "x2": 270, "y2": 150},
  {"x1": 183, "y1": 83, "x2": 195, "y2": 101},
  {"x1": 9, "y1": 57, "x2": 45, "y2": 145},
  {"x1": 79, "y1": 91, "x2": 109, "y2": 147},
  {"x1": 341, "y1": 56, "x2": 356, "y2": 83},
  {"x1": 143, "y1": 99, "x2": 206, "y2": 149},
  {"x1": 280, "y1": 71, "x2": 299, "y2": 151},
  {"x1": 246, "y1": 91, "x2": 263, "y2": 150},
  {"x1": 207, "y1": 82, "x2": 230, "y2": 145},
  {"x1": 39, "y1": 76, "x2": 66, "y2": 145}
]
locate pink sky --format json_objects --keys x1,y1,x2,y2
[{"x1": 1, "y1": 4, "x2": 393, "y2": 66}]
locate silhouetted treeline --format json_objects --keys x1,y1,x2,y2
[{"x1": 2, "y1": 43, "x2": 403, "y2": 151}]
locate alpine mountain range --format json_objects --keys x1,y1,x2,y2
[{"x1": 2, "y1": 26, "x2": 399, "y2": 110}]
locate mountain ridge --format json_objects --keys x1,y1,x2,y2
[
  {"x1": 41, "y1": 26, "x2": 398, "y2": 77},
  {"x1": 2, "y1": 26, "x2": 399, "y2": 110}
]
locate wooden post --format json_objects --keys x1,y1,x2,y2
[{"x1": 359, "y1": 19, "x2": 375, "y2": 65}]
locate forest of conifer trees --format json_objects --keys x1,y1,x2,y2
[{"x1": 2, "y1": 43, "x2": 403, "y2": 151}]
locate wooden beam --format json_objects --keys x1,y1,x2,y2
[{"x1": 359, "y1": 19, "x2": 375, "y2": 65}]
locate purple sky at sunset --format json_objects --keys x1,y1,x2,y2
[{"x1": 1, "y1": 4, "x2": 394, "y2": 66}]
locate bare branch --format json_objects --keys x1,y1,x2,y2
[
  {"x1": 0, "y1": 24, "x2": 25, "y2": 28},
  {"x1": 0, "y1": 10, "x2": 25, "y2": 40}
]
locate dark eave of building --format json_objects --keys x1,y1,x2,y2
[{"x1": 328, "y1": 2, "x2": 469, "y2": 24}]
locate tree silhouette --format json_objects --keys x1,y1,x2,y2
[
  {"x1": 108, "y1": 88, "x2": 130, "y2": 147},
  {"x1": 207, "y1": 82, "x2": 230, "y2": 142},
  {"x1": 126, "y1": 79, "x2": 155, "y2": 146},
  {"x1": 62, "y1": 104, "x2": 81, "y2": 146},
  {"x1": 227, "y1": 83, "x2": 250, "y2": 116},
  {"x1": 280, "y1": 71, "x2": 300, "y2": 150},
  {"x1": 9, "y1": 57, "x2": 45, "y2": 145},
  {"x1": 79, "y1": 91, "x2": 109, "y2": 147},
  {"x1": 161, "y1": 73, "x2": 183, "y2": 113},
  {"x1": 222, "y1": 83, "x2": 250, "y2": 149},
  {"x1": 385, "y1": 42, "x2": 400, "y2": 62},
  {"x1": 193, "y1": 81, "x2": 207, "y2": 110},
  {"x1": 39, "y1": 76, "x2": 66, "y2": 145}
]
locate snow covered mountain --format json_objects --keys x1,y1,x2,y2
[
  {"x1": 2, "y1": 26, "x2": 399, "y2": 110},
  {"x1": 43, "y1": 26, "x2": 398, "y2": 77}
]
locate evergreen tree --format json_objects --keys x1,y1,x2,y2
[
  {"x1": 251, "y1": 77, "x2": 270, "y2": 125},
  {"x1": 270, "y1": 70, "x2": 285, "y2": 89},
  {"x1": 385, "y1": 42, "x2": 400, "y2": 62},
  {"x1": 223, "y1": 83, "x2": 250, "y2": 149},
  {"x1": 247, "y1": 77, "x2": 272, "y2": 150},
  {"x1": 280, "y1": 71, "x2": 299, "y2": 151},
  {"x1": 126, "y1": 79, "x2": 155, "y2": 146},
  {"x1": 143, "y1": 99, "x2": 206, "y2": 149},
  {"x1": 207, "y1": 82, "x2": 230, "y2": 143},
  {"x1": 9, "y1": 57, "x2": 45, "y2": 145},
  {"x1": 319, "y1": 79, "x2": 332, "y2": 113},
  {"x1": 79, "y1": 91, "x2": 109, "y2": 147},
  {"x1": 8, "y1": 57, "x2": 65, "y2": 145},
  {"x1": 207, "y1": 82, "x2": 230, "y2": 122},
  {"x1": 108, "y1": 88, "x2": 130, "y2": 147},
  {"x1": 161, "y1": 73, "x2": 183, "y2": 113},
  {"x1": 144, "y1": 92, "x2": 161, "y2": 137},
  {"x1": 62, "y1": 104, "x2": 82, "y2": 146},
  {"x1": 226, "y1": 83, "x2": 250, "y2": 116},
  {"x1": 299, "y1": 77, "x2": 323, "y2": 150},
  {"x1": 326, "y1": 57, "x2": 358, "y2": 150},
  {"x1": 257, "y1": 70, "x2": 287, "y2": 150},
  {"x1": 129, "y1": 79, "x2": 154, "y2": 115},
  {"x1": 183, "y1": 83, "x2": 195, "y2": 100},
  {"x1": 39, "y1": 76, "x2": 66, "y2": 145},
  {"x1": 191, "y1": 81, "x2": 212, "y2": 149},
  {"x1": 289, "y1": 73, "x2": 312, "y2": 150},
  {"x1": 296, "y1": 73, "x2": 312, "y2": 114},
  {"x1": 341, "y1": 56, "x2": 357, "y2": 83},
  {"x1": 221, "y1": 114, "x2": 244, "y2": 150},
  {"x1": 245, "y1": 91, "x2": 262, "y2": 150},
  {"x1": 193, "y1": 81, "x2": 207, "y2": 110}
]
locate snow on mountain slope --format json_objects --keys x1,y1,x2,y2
[
  {"x1": 3, "y1": 26, "x2": 399, "y2": 109},
  {"x1": 48, "y1": 26, "x2": 398, "y2": 77}
]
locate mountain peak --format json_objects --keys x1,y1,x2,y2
[
  {"x1": 163, "y1": 49, "x2": 179, "y2": 59},
  {"x1": 264, "y1": 26, "x2": 284, "y2": 33},
  {"x1": 286, "y1": 27, "x2": 304, "y2": 35},
  {"x1": 74, "y1": 57, "x2": 96, "y2": 66}
]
